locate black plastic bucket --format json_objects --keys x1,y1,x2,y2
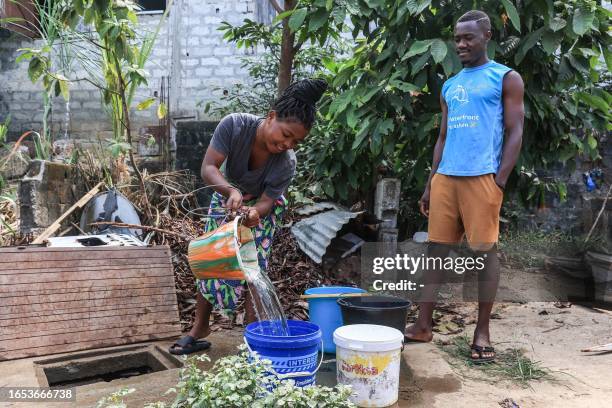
[{"x1": 337, "y1": 295, "x2": 411, "y2": 333}]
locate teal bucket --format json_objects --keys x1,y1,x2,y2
[{"x1": 304, "y1": 286, "x2": 366, "y2": 353}]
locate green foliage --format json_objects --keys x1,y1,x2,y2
[
  {"x1": 265, "y1": 0, "x2": 610, "y2": 219},
  {"x1": 0, "y1": 115, "x2": 8, "y2": 148},
  {"x1": 96, "y1": 387, "x2": 136, "y2": 408},
  {"x1": 9, "y1": 0, "x2": 171, "y2": 161},
  {"x1": 203, "y1": 19, "x2": 349, "y2": 120},
  {"x1": 98, "y1": 347, "x2": 354, "y2": 408}
]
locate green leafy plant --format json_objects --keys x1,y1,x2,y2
[
  {"x1": 2, "y1": 0, "x2": 76, "y2": 159},
  {"x1": 97, "y1": 347, "x2": 355, "y2": 408},
  {"x1": 5, "y1": 1, "x2": 172, "y2": 213},
  {"x1": 234, "y1": 0, "x2": 610, "y2": 229},
  {"x1": 202, "y1": 18, "x2": 350, "y2": 120},
  {"x1": 96, "y1": 387, "x2": 136, "y2": 408}
]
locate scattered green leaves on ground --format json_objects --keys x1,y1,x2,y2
[{"x1": 438, "y1": 335, "x2": 553, "y2": 388}]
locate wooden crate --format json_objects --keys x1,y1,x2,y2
[{"x1": 0, "y1": 245, "x2": 181, "y2": 360}]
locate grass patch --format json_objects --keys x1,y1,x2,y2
[
  {"x1": 499, "y1": 230, "x2": 581, "y2": 268},
  {"x1": 437, "y1": 335, "x2": 553, "y2": 388}
]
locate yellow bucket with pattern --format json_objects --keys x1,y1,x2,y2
[{"x1": 187, "y1": 216, "x2": 258, "y2": 280}]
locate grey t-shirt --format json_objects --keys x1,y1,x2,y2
[{"x1": 209, "y1": 113, "x2": 296, "y2": 199}]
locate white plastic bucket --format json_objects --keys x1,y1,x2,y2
[{"x1": 333, "y1": 324, "x2": 404, "y2": 407}]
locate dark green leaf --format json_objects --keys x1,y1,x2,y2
[
  {"x1": 501, "y1": 0, "x2": 521, "y2": 33},
  {"x1": 415, "y1": 0, "x2": 431, "y2": 15},
  {"x1": 572, "y1": 8, "x2": 594, "y2": 36},
  {"x1": 430, "y1": 39, "x2": 447, "y2": 63},
  {"x1": 487, "y1": 40, "x2": 497, "y2": 60},
  {"x1": 402, "y1": 40, "x2": 432, "y2": 60},
  {"x1": 288, "y1": 8, "x2": 307, "y2": 32},
  {"x1": 515, "y1": 27, "x2": 544, "y2": 64},
  {"x1": 411, "y1": 50, "x2": 430, "y2": 76},
  {"x1": 309, "y1": 9, "x2": 328, "y2": 32},
  {"x1": 352, "y1": 119, "x2": 372, "y2": 149},
  {"x1": 541, "y1": 31, "x2": 560, "y2": 55},
  {"x1": 577, "y1": 92, "x2": 610, "y2": 114},
  {"x1": 549, "y1": 17, "x2": 566, "y2": 32}
]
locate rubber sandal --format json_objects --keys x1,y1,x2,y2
[
  {"x1": 470, "y1": 344, "x2": 496, "y2": 364},
  {"x1": 169, "y1": 335, "x2": 211, "y2": 355}
]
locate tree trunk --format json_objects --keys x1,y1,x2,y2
[{"x1": 277, "y1": 0, "x2": 296, "y2": 96}]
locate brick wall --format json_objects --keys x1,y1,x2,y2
[{"x1": 0, "y1": 0, "x2": 269, "y2": 146}]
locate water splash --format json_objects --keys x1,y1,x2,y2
[{"x1": 239, "y1": 240, "x2": 289, "y2": 336}]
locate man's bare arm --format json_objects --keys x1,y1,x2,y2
[
  {"x1": 496, "y1": 71, "x2": 525, "y2": 188},
  {"x1": 419, "y1": 93, "x2": 448, "y2": 217}
]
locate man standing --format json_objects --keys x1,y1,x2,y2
[{"x1": 404, "y1": 10, "x2": 524, "y2": 363}]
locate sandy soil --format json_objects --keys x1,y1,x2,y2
[{"x1": 405, "y1": 301, "x2": 612, "y2": 408}]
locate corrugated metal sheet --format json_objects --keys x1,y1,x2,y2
[
  {"x1": 291, "y1": 209, "x2": 361, "y2": 264},
  {"x1": 295, "y1": 202, "x2": 343, "y2": 216}
]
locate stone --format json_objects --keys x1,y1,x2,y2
[
  {"x1": 18, "y1": 160, "x2": 84, "y2": 234},
  {"x1": 374, "y1": 178, "x2": 401, "y2": 230},
  {"x1": 0, "y1": 144, "x2": 30, "y2": 180}
]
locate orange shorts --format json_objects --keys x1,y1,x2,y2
[{"x1": 428, "y1": 173, "x2": 503, "y2": 248}]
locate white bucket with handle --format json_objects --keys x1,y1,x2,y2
[{"x1": 334, "y1": 324, "x2": 404, "y2": 407}]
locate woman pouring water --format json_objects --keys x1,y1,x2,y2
[{"x1": 170, "y1": 78, "x2": 328, "y2": 354}]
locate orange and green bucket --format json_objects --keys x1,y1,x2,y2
[{"x1": 187, "y1": 216, "x2": 258, "y2": 280}]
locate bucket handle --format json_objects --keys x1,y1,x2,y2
[{"x1": 243, "y1": 336, "x2": 325, "y2": 380}]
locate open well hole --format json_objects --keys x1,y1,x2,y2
[{"x1": 34, "y1": 345, "x2": 182, "y2": 388}]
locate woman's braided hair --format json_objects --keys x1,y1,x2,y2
[{"x1": 271, "y1": 78, "x2": 328, "y2": 129}]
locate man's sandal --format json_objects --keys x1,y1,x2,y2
[
  {"x1": 169, "y1": 335, "x2": 211, "y2": 355},
  {"x1": 470, "y1": 344, "x2": 496, "y2": 364}
]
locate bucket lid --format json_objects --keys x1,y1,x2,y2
[{"x1": 333, "y1": 324, "x2": 403, "y2": 352}]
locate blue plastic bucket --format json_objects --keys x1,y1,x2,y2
[
  {"x1": 304, "y1": 286, "x2": 366, "y2": 353},
  {"x1": 245, "y1": 320, "x2": 323, "y2": 387}
]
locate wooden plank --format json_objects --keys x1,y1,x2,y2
[
  {"x1": 0, "y1": 323, "x2": 181, "y2": 351},
  {"x1": 0, "y1": 304, "x2": 178, "y2": 327},
  {"x1": 1, "y1": 286, "x2": 175, "y2": 307},
  {"x1": 0, "y1": 264, "x2": 173, "y2": 276},
  {"x1": 0, "y1": 250, "x2": 172, "y2": 267},
  {"x1": 0, "y1": 245, "x2": 171, "y2": 255},
  {"x1": 0, "y1": 293, "x2": 177, "y2": 316},
  {"x1": 0, "y1": 267, "x2": 174, "y2": 285},
  {"x1": 0, "y1": 303, "x2": 178, "y2": 323},
  {"x1": 0, "y1": 331, "x2": 180, "y2": 361},
  {"x1": 0, "y1": 275, "x2": 177, "y2": 297},
  {"x1": 0, "y1": 255, "x2": 172, "y2": 269},
  {"x1": 0, "y1": 245, "x2": 180, "y2": 359},
  {"x1": 0, "y1": 312, "x2": 180, "y2": 339}
]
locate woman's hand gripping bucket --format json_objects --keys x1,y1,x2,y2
[{"x1": 188, "y1": 215, "x2": 258, "y2": 280}]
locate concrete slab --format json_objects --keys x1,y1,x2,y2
[
  {"x1": 0, "y1": 330, "x2": 245, "y2": 408},
  {"x1": 0, "y1": 325, "x2": 474, "y2": 408}
]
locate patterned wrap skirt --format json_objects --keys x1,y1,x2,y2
[{"x1": 196, "y1": 191, "x2": 287, "y2": 315}]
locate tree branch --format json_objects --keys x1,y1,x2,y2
[{"x1": 268, "y1": 0, "x2": 284, "y2": 14}]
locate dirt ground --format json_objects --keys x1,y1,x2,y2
[
  {"x1": 1, "y1": 301, "x2": 610, "y2": 408},
  {"x1": 408, "y1": 301, "x2": 612, "y2": 408}
]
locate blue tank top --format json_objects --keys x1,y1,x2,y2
[{"x1": 437, "y1": 60, "x2": 512, "y2": 176}]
